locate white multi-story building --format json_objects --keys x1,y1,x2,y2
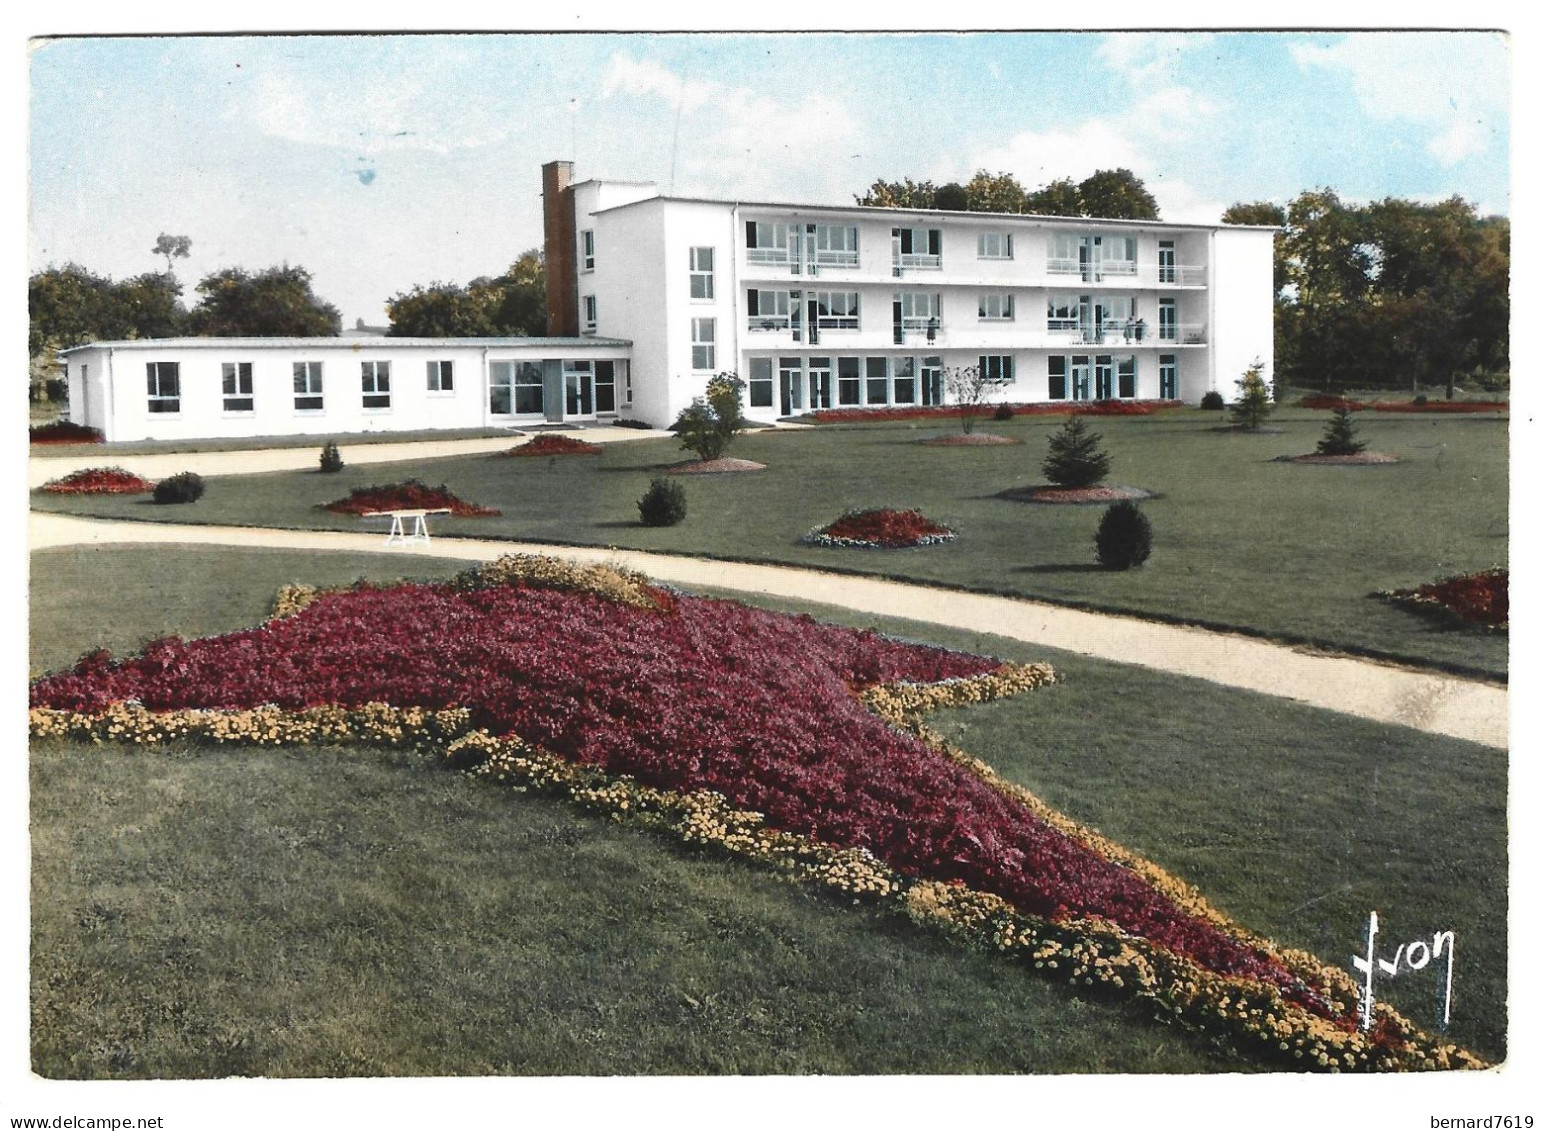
[
  {"x1": 550, "y1": 160, "x2": 1275, "y2": 426},
  {"x1": 58, "y1": 161, "x2": 1274, "y2": 442}
]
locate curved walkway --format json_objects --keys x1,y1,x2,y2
[
  {"x1": 26, "y1": 427, "x2": 676, "y2": 490},
  {"x1": 29, "y1": 511, "x2": 1507, "y2": 750}
]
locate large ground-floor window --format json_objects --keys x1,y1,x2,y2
[
  {"x1": 489, "y1": 361, "x2": 545, "y2": 416},
  {"x1": 752, "y1": 352, "x2": 949, "y2": 413}
]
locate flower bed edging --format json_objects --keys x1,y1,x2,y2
[{"x1": 39, "y1": 466, "x2": 155, "y2": 495}]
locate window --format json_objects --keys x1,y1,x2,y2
[
  {"x1": 748, "y1": 357, "x2": 774, "y2": 409},
  {"x1": 745, "y1": 220, "x2": 792, "y2": 264},
  {"x1": 813, "y1": 224, "x2": 859, "y2": 267},
  {"x1": 979, "y1": 355, "x2": 1015, "y2": 384},
  {"x1": 1048, "y1": 356, "x2": 1068, "y2": 401},
  {"x1": 361, "y1": 361, "x2": 391, "y2": 409},
  {"x1": 221, "y1": 362, "x2": 253, "y2": 412},
  {"x1": 837, "y1": 357, "x2": 861, "y2": 406},
  {"x1": 689, "y1": 247, "x2": 715, "y2": 299},
  {"x1": 489, "y1": 361, "x2": 543, "y2": 415},
  {"x1": 894, "y1": 226, "x2": 942, "y2": 269},
  {"x1": 814, "y1": 291, "x2": 859, "y2": 330},
  {"x1": 515, "y1": 362, "x2": 544, "y2": 414},
  {"x1": 865, "y1": 357, "x2": 889, "y2": 405},
  {"x1": 746, "y1": 289, "x2": 794, "y2": 331},
  {"x1": 427, "y1": 359, "x2": 454, "y2": 393},
  {"x1": 595, "y1": 360, "x2": 617, "y2": 413},
  {"x1": 977, "y1": 232, "x2": 1013, "y2": 259},
  {"x1": 624, "y1": 369, "x2": 633, "y2": 406},
  {"x1": 1117, "y1": 356, "x2": 1137, "y2": 399},
  {"x1": 1159, "y1": 354, "x2": 1178, "y2": 400},
  {"x1": 147, "y1": 361, "x2": 180, "y2": 413},
  {"x1": 293, "y1": 361, "x2": 323, "y2": 411},
  {"x1": 582, "y1": 295, "x2": 597, "y2": 335},
  {"x1": 893, "y1": 357, "x2": 917, "y2": 405},
  {"x1": 581, "y1": 230, "x2": 595, "y2": 272},
  {"x1": 1103, "y1": 236, "x2": 1138, "y2": 276},
  {"x1": 691, "y1": 318, "x2": 715, "y2": 371},
  {"x1": 898, "y1": 292, "x2": 942, "y2": 331},
  {"x1": 1047, "y1": 294, "x2": 1082, "y2": 331},
  {"x1": 979, "y1": 294, "x2": 1014, "y2": 321}
]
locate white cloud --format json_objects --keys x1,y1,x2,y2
[
  {"x1": 1097, "y1": 32, "x2": 1217, "y2": 88},
  {"x1": 1290, "y1": 32, "x2": 1507, "y2": 167},
  {"x1": 599, "y1": 51, "x2": 858, "y2": 201}
]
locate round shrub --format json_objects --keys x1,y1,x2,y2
[
  {"x1": 1095, "y1": 500, "x2": 1152, "y2": 570},
  {"x1": 1413, "y1": 394, "x2": 1429, "y2": 406},
  {"x1": 319, "y1": 440, "x2": 345, "y2": 473},
  {"x1": 153, "y1": 471, "x2": 206, "y2": 505},
  {"x1": 638, "y1": 478, "x2": 686, "y2": 527},
  {"x1": 993, "y1": 404, "x2": 1014, "y2": 422},
  {"x1": 1199, "y1": 390, "x2": 1225, "y2": 411}
]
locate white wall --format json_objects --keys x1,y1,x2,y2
[
  {"x1": 64, "y1": 340, "x2": 631, "y2": 443},
  {"x1": 1206, "y1": 228, "x2": 1276, "y2": 398}
]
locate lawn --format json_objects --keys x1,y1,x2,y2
[
  {"x1": 30, "y1": 408, "x2": 1508, "y2": 678},
  {"x1": 29, "y1": 544, "x2": 1506, "y2": 1075}
]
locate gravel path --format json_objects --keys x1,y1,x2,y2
[
  {"x1": 26, "y1": 428, "x2": 674, "y2": 490},
  {"x1": 29, "y1": 510, "x2": 1507, "y2": 750}
]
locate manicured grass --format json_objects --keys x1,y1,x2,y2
[
  {"x1": 31, "y1": 409, "x2": 1507, "y2": 678},
  {"x1": 30, "y1": 545, "x2": 1506, "y2": 1074}
]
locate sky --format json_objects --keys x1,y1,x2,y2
[{"x1": 27, "y1": 30, "x2": 1511, "y2": 327}]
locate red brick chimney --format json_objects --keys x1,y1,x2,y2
[{"x1": 542, "y1": 160, "x2": 578, "y2": 337}]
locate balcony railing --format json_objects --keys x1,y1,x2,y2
[
  {"x1": 1047, "y1": 261, "x2": 1207, "y2": 286},
  {"x1": 1048, "y1": 320, "x2": 1207, "y2": 345},
  {"x1": 895, "y1": 252, "x2": 942, "y2": 271},
  {"x1": 814, "y1": 250, "x2": 860, "y2": 268},
  {"x1": 747, "y1": 315, "x2": 794, "y2": 332},
  {"x1": 746, "y1": 247, "x2": 792, "y2": 266}
]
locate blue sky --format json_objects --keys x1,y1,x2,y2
[{"x1": 28, "y1": 31, "x2": 1510, "y2": 325}]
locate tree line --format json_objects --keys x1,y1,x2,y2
[
  {"x1": 1221, "y1": 192, "x2": 1509, "y2": 395},
  {"x1": 856, "y1": 168, "x2": 1160, "y2": 220}
]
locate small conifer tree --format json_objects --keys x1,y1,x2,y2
[
  {"x1": 1042, "y1": 415, "x2": 1110, "y2": 488},
  {"x1": 1230, "y1": 360, "x2": 1273, "y2": 430},
  {"x1": 1095, "y1": 500, "x2": 1153, "y2": 570},
  {"x1": 1315, "y1": 407, "x2": 1366, "y2": 456}
]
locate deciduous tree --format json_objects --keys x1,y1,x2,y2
[{"x1": 189, "y1": 265, "x2": 341, "y2": 337}]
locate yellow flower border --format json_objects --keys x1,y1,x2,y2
[{"x1": 30, "y1": 559, "x2": 1489, "y2": 1073}]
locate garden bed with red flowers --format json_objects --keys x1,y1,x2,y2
[
  {"x1": 807, "y1": 401, "x2": 1179, "y2": 424},
  {"x1": 28, "y1": 555, "x2": 1483, "y2": 1072},
  {"x1": 1298, "y1": 395, "x2": 1506, "y2": 414},
  {"x1": 39, "y1": 467, "x2": 155, "y2": 495},
  {"x1": 804, "y1": 508, "x2": 956, "y2": 549},
  {"x1": 30, "y1": 421, "x2": 104, "y2": 445},
  {"x1": 1377, "y1": 568, "x2": 1507, "y2": 630},
  {"x1": 320, "y1": 479, "x2": 500, "y2": 517},
  {"x1": 499, "y1": 434, "x2": 604, "y2": 458}
]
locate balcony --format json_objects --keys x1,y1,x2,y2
[
  {"x1": 1046, "y1": 260, "x2": 1207, "y2": 287},
  {"x1": 1047, "y1": 320, "x2": 1207, "y2": 346},
  {"x1": 893, "y1": 253, "x2": 942, "y2": 276}
]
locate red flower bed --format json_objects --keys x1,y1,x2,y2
[
  {"x1": 1380, "y1": 568, "x2": 1507, "y2": 629},
  {"x1": 807, "y1": 508, "x2": 955, "y2": 548},
  {"x1": 30, "y1": 421, "x2": 104, "y2": 444},
  {"x1": 1299, "y1": 395, "x2": 1366, "y2": 411},
  {"x1": 30, "y1": 579, "x2": 1323, "y2": 1010},
  {"x1": 321, "y1": 479, "x2": 499, "y2": 517},
  {"x1": 1370, "y1": 401, "x2": 1507, "y2": 414},
  {"x1": 501, "y1": 434, "x2": 603, "y2": 457},
  {"x1": 39, "y1": 467, "x2": 155, "y2": 495},
  {"x1": 809, "y1": 401, "x2": 1177, "y2": 424}
]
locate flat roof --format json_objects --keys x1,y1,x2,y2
[
  {"x1": 591, "y1": 190, "x2": 1277, "y2": 233},
  {"x1": 61, "y1": 336, "x2": 633, "y2": 355}
]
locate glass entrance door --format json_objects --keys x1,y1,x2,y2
[
  {"x1": 779, "y1": 357, "x2": 803, "y2": 416},
  {"x1": 1095, "y1": 356, "x2": 1114, "y2": 400},
  {"x1": 921, "y1": 356, "x2": 944, "y2": 405},
  {"x1": 1071, "y1": 355, "x2": 1092, "y2": 401},
  {"x1": 807, "y1": 357, "x2": 833, "y2": 410},
  {"x1": 563, "y1": 361, "x2": 594, "y2": 417}
]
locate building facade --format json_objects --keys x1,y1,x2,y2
[
  {"x1": 61, "y1": 337, "x2": 631, "y2": 443},
  {"x1": 59, "y1": 161, "x2": 1275, "y2": 442},
  {"x1": 549, "y1": 160, "x2": 1275, "y2": 427}
]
